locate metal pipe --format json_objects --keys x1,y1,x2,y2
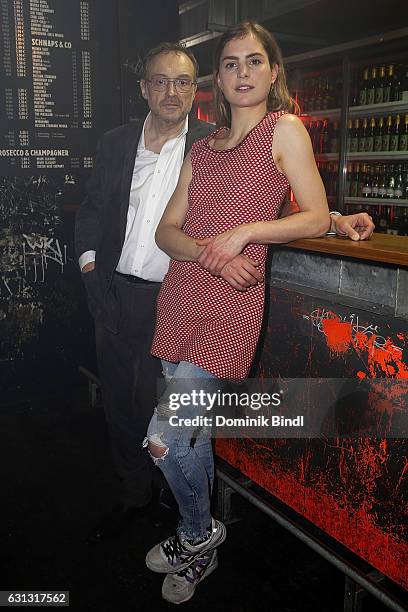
[{"x1": 216, "y1": 467, "x2": 407, "y2": 612}]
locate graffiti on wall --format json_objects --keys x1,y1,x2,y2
[{"x1": 0, "y1": 175, "x2": 70, "y2": 359}]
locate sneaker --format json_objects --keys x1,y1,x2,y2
[
  {"x1": 162, "y1": 549, "x2": 218, "y2": 604},
  {"x1": 145, "y1": 518, "x2": 226, "y2": 574}
]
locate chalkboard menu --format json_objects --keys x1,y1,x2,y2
[{"x1": 0, "y1": 0, "x2": 98, "y2": 174}]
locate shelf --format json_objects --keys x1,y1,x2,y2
[
  {"x1": 345, "y1": 197, "x2": 408, "y2": 208},
  {"x1": 346, "y1": 151, "x2": 408, "y2": 160},
  {"x1": 300, "y1": 108, "x2": 341, "y2": 119},
  {"x1": 349, "y1": 100, "x2": 408, "y2": 118},
  {"x1": 315, "y1": 153, "x2": 339, "y2": 161}
]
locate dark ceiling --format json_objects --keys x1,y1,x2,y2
[{"x1": 183, "y1": 0, "x2": 408, "y2": 78}]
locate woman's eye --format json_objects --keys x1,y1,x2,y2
[
  {"x1": 225, "y1": 62, "x2": 236, "y2": 70},
  {"x1": 249, "y1": 58, "x2": 262, "y2": 65}
]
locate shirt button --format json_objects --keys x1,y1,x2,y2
[
  {"x1": 157, "y1": 169, "x2": 161, "y2": 174},
  {"x1": 152, "y1": 194, "x2": 156, "y2": 198},
  {"x1": 146, "y1": 219, "x2": 150, "y2": 223}
]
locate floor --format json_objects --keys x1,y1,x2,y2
[{"x1": 0, "y1": 384, "x2": 404, "y2": 612}]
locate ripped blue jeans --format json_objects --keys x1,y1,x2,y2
[{"x1": 143, "y1": 360, "x2": 225, "y2": 543}]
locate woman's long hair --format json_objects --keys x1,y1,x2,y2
[{"x1": 213, "y1": 21, "x2": 298, "y2": 127}]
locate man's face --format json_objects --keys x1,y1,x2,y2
[{"x1": 140, "y1": 51, "x2": 197, "y2": 125}]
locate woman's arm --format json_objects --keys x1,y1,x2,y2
[
  {"x1": 197, "y1": 114, "x2": 331, "y2": 276},
  {"x1": 155, "y1": 151, "x2": 263, "y2": 289},
  {"x1": 155, "y1": 152, "x2": 202, "y2": 261}
]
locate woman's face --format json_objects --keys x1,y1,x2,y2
[{"x1": 217, "y1": 34, "x2": 278, "y2": 111}]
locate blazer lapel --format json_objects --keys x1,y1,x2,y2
[{"x1": 119, "y1": 121, "x2": 143, "y2": 241}]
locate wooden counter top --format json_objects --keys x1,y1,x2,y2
[{"x1": 283, "y1": 233, "x2": 408, "y2": 267}]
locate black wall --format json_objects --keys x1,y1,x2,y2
[{"x1": 0, "y1": 0, "x2": 179, "y2": 401}]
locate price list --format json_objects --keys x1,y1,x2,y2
[{"x1": 0, "y1": 0, "x2": 97, "y2": 173}]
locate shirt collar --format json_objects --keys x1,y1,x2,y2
[{"x1": 139, "y1": 112, "x2": 189, "y2": 152}]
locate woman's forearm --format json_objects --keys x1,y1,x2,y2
[
  {"x1": 242, "y1": 209, "x2": 331, "y2": 245},
  {"x1": 155, "y1": 224, "x2": 202, "y2": 262}
]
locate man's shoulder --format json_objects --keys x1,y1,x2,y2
[
  {"x1": 101, "y1": 120, "x2": 143, "y2": 145},
  {"x1": 100, "y1": 119, "x2": 144, "y2": 148}
]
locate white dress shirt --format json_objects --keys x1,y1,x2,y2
[{"x1": 79, "y1": 113, "x2": 188, "y2": 282}]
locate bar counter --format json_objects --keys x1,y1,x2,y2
[
  {"x1": 215, "y1": 231, "x2": 408, "y2": 596},
  {"x1": 285, "y1": 233, "x2": 408, "y2": 268}
]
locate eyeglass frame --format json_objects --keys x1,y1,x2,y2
[{"x1": 142, "y1": 76, "x2": 197, "y2": 92}]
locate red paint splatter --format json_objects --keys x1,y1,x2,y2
[
  {"x1": 216, "y1": 439, "x2": 408, "y2": 590},
  {"x1": 322, "y1": 319, "x2": 353, "y2": 354},
  {"x1": 318, "y1": 310, "x2": 408, "y2": 379}
]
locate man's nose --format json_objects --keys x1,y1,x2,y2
[{"x1": 166, "y1": 80, "x2": 178, "y2": 94}]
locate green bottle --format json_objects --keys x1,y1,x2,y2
[
  {"x1": 390, "y1": 115, "x2": 400, "y2": 152},
  {"x1": 358, "y1": 118, "x2": 367, "y2": 152},
  {"x1": 398, "y1": 114, "x2": 408, "y2": 151},
  {"x1": 364, "y1": 117, "x2": 376, "y2": 152},
  {"x1": 382, "y1": 115, "x2": 392, "y2": 151},
  {"x1": 374, "y1": 116, "x2": 384, "y2": 152}
]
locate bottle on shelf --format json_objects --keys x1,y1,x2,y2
[
  {"x1": 403, "y1": 163, "x2": 408, "y2": 199},
  {"x1": 358, "y1": 118, "x2": 368, "y2": 152},
  {"x1": 378, "y1": 164, "x2": 387, "y2": 198},
  {"x1": 359, "y1": 68, "x2": 369, "y2": 105},
  {"x1": 377, "y1": 205, "x2": 390, "y2": 233},
  {"x1": 387, "y1": 207, "x2": 400, "y2": 235},
  {"x1": 345, "y1": 162, "x2": 353, "y2": 196},
  {"x1": 375, "y1": 66, "x2": 386, "y2": 104},
  {"x1": 382, "y1": 115, "x2": 393, "y2": 152},
  {"x1": 394, "y1": 165, "x2": 404, "y2": 199},
  {"x1": 362, "y1": 164, "x2": 372, "y2": 197},
  {"x1": 374, "y1": 116, "x2": 384, "y2": 152},
  {"x1": 399, "y1": 114, "x2": 408, "y2": 151},
  {"x1": 367, "y1": 66, "x2": 377, "y2": 105},
  {"x1": 386, "y1": 164, "x2": 395, "y2": 198},
  {"x1": 371, "y1": 164, "x2": 380, "y2": 198},
  {"x1": 321, "y1": 76, "x2": 329, "y2": 110},
  {"x1": 329, "y1": 120, "x2": 340, "y2": 153},
  {"x1": 390, "y1": 114, "x2": 400, "y2": 152},
  {"x1": 393, "y1": 65, "x2": 402, "y2": 102},
  {"x1": 384, "y1": 65, "x2": 396, "y2": 103},
  {"x1": 365, "y1": 117, "x2": 376, "y2": 152},
  {"x1": 320, "y1": 119, "x2": 330, "y2": 153}
]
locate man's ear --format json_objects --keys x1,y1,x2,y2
[{"x1": 140, "y1": 79, "x2": 148, "y2": 100}]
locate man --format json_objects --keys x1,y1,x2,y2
[{"x1": 75, "y1": 41, "x2": 374, "y2": 542}]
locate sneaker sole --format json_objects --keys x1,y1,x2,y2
[
  {"x1": 162, "y1": 553, "x2": 219, "y2": 604},
  {"x1": 146, "y1": 520, "x2": 226, "y2": 574}
]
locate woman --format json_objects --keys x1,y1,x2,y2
[{"x1": 143, "y1": 21, "x2": 330, "y2": 604}]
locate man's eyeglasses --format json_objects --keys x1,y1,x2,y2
[{"x1": 145, "y1": 77, "x2": 197, "y2": 93}]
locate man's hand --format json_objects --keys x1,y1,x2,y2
[
  {"x1": 81, "y1": 261, "x2": 95, "y2": 273},
  {"x1": 332, "y1": 212, "x2": 375, "y2": 241},
  {"x1": 220, "y1": 255, "x2": 263, "y2": 291},
  {"x1": 196, "y1": 226, "x2": 249, "y2": 276}
]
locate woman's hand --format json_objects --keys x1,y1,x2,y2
[
  {"x1": 196, "y1": 226, "x2": 250, "y2": 276},
  {"x1": 220, "y1": 254, "x2": 263, "y2": 291}
]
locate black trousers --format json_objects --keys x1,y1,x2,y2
[{"x1": 95, "y1": 273, "x2": 162, "y2": 507}]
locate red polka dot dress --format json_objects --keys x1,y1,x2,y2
[{"x1": 151, "y1": 111, "x2": 290, "y2": 380}]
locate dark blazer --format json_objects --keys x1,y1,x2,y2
[{"x1": 74, "y1": 115, "x2": 213, "y2": 325}]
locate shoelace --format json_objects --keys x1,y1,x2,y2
[
  {"x1": 162, "y1": 534, "x2": 188, "y2": 565},
  {"x1": 176, "y1": 553, "x2": 213, "y2": 584}
]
